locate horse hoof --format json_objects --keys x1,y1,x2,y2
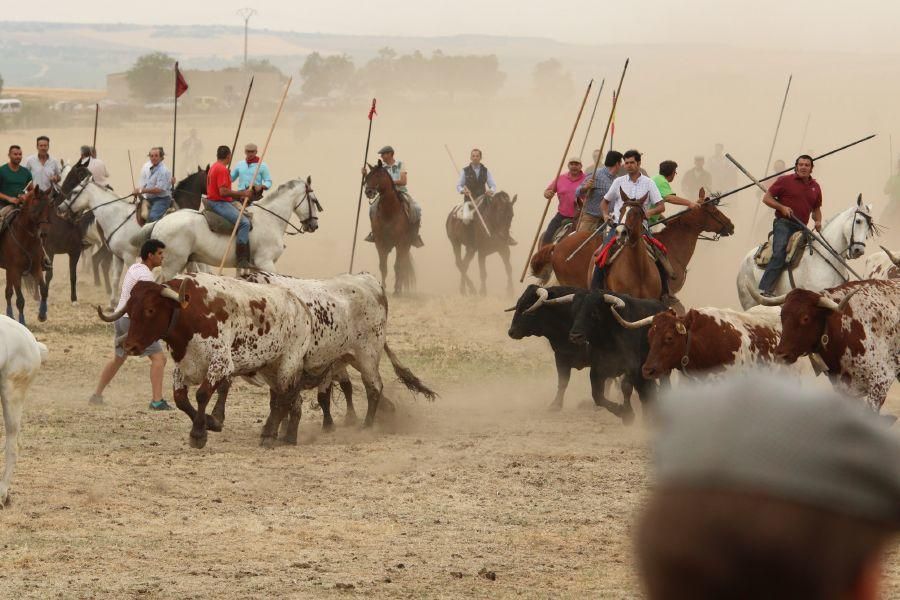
[
  {"x1": 620, "y1": 409, "x2": 636, "y2": 426},
  {"x1": 188, "y1": 432, "x2": 207, "y2": 449},
  {"x1": 205, "y1": 415, "x2": 223, "y2": 432},
  {"x1": 344, "y1": 412, "x2": 358, "y2": 426},
  {"x1": 547, "y1": 402, "x2": 563, "y2": 412},
  {"x1": 259, "y1": 435, "x2": 278, "y2": 448},
  {"x1": 322, "y1": 421, "x2": 335, "y2": 433},
  {"x1": 71, "y1": 301, "x2": 78, "y2": 307}
]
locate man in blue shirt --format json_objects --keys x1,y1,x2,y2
[
  {"x1": 134, "y1": 147, "x2": 173, "y2": 222},
  {"x1": 230, "y1": 143, "x2": 272, "y2": 197},
  {"x1": 575, "y1": 150, "x2": 622, "y2": 232}
]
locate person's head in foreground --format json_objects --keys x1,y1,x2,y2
[{"x1": 637, "y1": 374, "x2": 900, "y2": 600}]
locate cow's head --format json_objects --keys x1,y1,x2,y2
[
  {"x1": 641, "y1": 309, "x2": 689, "y2": 379},
  {"x1": 96, "y1": 279, "x2": 189, "y2": 356},
  {"x1": 764, "y1": 287, "x2": 860, "y2": 364},
  {"x1": 506, "y1": 285, "x2": 579, "y2": 340}
]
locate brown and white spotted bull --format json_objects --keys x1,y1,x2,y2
[
  {"x1": 240, "y1": 271, "x2": 436, "y2": 441},
  {"x1": 623, "y1": 305, "x2": 786, "y2": 380},
  {"x1": 752, "y1": 280, "x2": 900, "y2": 412},
  {"x1": 866, "y1": 246, "x2": 900, "y2": 280}
]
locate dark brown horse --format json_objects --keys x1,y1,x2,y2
[
  {"x1": 530, "y1": 190, "x2": 734, "y2": 295},
  {"x1": 0, "y1": 190, "x2": 52, "y2": 324},
  {"x1": 364, "y1": 160, "x2": 416, "y2": 294},
  {"x1": 173, "y1": 166, "x2": 208, "y2": 210},
  {"x1": 446, "y1": 192, "x2": 517, "y2": 296}
]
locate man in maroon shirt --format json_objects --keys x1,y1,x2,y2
[{"x1": 757, "y1": 155, "x2": 823, "y2": 295}]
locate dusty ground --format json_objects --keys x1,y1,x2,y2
[{"x1": 0, "y1": 269, "x2": 898, "y2": 600}]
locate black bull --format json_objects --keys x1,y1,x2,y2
[{"x1": 507, "y1": 285, "x2": 666, "y2": 421}]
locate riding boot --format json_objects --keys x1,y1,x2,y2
[
  {"x1": 412, "y1": 222, "x2": 424, "y2": 248},
  {"x1": 236, "y1": 242, "x2": 252, "y2": 269},
  {"x1": 656, "y1": 263, "x2": 675, "y2": 305},
  {"x1": 365, "y1": 232, "x2": 375, "y2": 243},
  {"x1": 654, "y1": 248, "x2": 678, "y2": 279}
]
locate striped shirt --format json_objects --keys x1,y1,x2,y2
[{"x1": 115, "y1": 262, "x2": 154, "y2": 314}]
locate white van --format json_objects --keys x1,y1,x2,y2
[{"x1": 0, "y1": 99, "x2": 23, "y2": 114}]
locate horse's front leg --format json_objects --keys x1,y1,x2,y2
[
  {"x1": 460, "y1": 245, "x2": 477, "y2": 295},
  {"x1": 68, "y1": 250, "x2": 79, "y2": 304},
  {"x1": 499, "y1": 246, "x2": 514, "y2": 296},
  {"x1": 377, "y1": 244, "x2": 389, "y2": 289},
  {"x1": 5, "y1": 279, "x2": 13, "y2": 319},
  {"x1": 35, "y1": 266, "x2": 48, "y2": 323},
  {"x1": 9, "y1": 273, "x2": 26, "y2": 325},
  {"x1": 477, "y1": 251, "x2": 488, "y2": 296}
]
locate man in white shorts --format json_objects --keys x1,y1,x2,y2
[{"x1": 90, "y1": 239, "x2": 171, "y2": 410}]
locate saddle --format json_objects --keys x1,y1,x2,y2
[
  {"x1": 452, "y1": 196, "x2": 486, "y2": 225},
  {"x1": 753, "y1": 231, "x2": 807, "y2": 268},
  {"x1": 201, "y1": 198, "x2": 253, "y2": 235},
  {"x1": 135, "y1": 196, "x2": 176, "y2": 227},
  {"x1": 0, "y1": 205, "x2": 19, "y2": 238},
  {"x1": 550, "y1": 219, "x2": 575, "y2": 244},
  {"x1": 594, "y1": 234, "x2": 668, "y2": 270}
]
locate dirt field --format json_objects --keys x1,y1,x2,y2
[{"x1": 0, "y1": 268, "x2": 897, "y2": 599}]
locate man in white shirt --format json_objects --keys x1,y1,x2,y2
[
  {"x1": 90, "y1": 239, "x2": 171, "y2": 410},
  {"x1": 78, "y1": 145, "x2": 110, "y2": 187},
  {"x1": 23, "y1": 135, "x2": 61, "y2": 192}
]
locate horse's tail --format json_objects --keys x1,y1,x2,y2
[
  {"x1": 383, "y1": 343, "x2": 437, "y2": 401},
  {"x1": 530, "y1": 243, "x2": 555, "y2": 281}
]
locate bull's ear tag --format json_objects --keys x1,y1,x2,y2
[{"x1": 675, "y1": 322, "x2": 687, "y2": 335}]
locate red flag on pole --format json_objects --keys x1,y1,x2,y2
[
  {"x1": 368, "y1": 98, "x2": 377, "y2": 120},
  {"x1": 175, "y1": 63, "x2": 189, "y2": 98}
]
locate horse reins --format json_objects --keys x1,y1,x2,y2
[{"x1": 248, "y1": 182, "x2": 318, "y2": 235}]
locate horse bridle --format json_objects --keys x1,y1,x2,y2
[
  {"x1": 843, "y1": 208, "x2": 873, "y2": 258},
  {"x1": 249, "y1": 180, "x2": 320, "y2": 235},
  {"x1": 697, "y1": 198, "x2": 733, "y2": 241}
]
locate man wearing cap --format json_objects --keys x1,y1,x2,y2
[
  {"x1": 575, "y1": 150, "x2": 622, "y2": 233},
  {"x1": 78, "y1": 145, "x2": 110, "y2": 187},
  {"x1": 541, "y1": 157, "x2": 586, "y2": 245},
  {"x1": 365, "y1": 145, "x2": 423, "y2": 247},
  {"x1": 680, "y1": 155, "x2": 712, "y2": 198},
  {"x1": 637, "y1": 374, "x2": 900, "y2": 600},
  {"x1": 230, "y1": 143, "x2": 272, "y2": 197},
  {"x1": 134, "y1": 146, "x2": 173, "y2": 223},
  {"x1": 23, "y1": 135, "x2": 61, "y2": 192}
]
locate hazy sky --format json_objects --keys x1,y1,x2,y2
[{"x1": 6, "y1": 0, "x2": 899, "y2": 52}]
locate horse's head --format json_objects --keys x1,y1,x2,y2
[
  {"x1": 57, "y1": 162, "x2": 94, "y2": 220},
  {"x1": 364, "y1": 160, "x2": 391, "y2": 199},
  {"x1": 839, "y1": 195, "x2": 876, "y2": 259},
  {"x1": 291, "y1": 175, "x2": 321, "y2": 233},
  {"x1": 616, "y1": 198, "x2": 647, "y2": 242},
  {"x1": 176, "y1": 165, "x2": 208, "y2": 192},
  {"x1": 60, "y1": 162, "x2": 91, "y2": 196},
  {"x1": 692, "y1": 190, "x2": 735, "y2": 238},
  {"x1": 24, "y1": 188, "x2": 53, "y2": 240},
  {"x1": 488, "y1": 191, "x2": 517, "y2": 236}
]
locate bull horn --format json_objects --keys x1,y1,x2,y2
[
  {"x1": 503, "y1": 306, "x2": 517, "y2": 312},
  {"x1": 881, "y1": 245, "x2": 900, "y2": 267},
  {"x1": 544, "y1": 293, "x2": 576, "y2": 306},
  {"x1": 96, "y1": 304, "x2": 127, "y2": 323},
  {"x1": 523, "y1": 287, "x2": 549, "y2": 313},
  {"x1": 746, "y1": 284, "x2": 788, "y2": 306},
  {"x1": 159, "y1": 285, "x2": 180, "y2": 302},
  {"x1": 610, "y1": 306, "x2": 655, "y2": 329},
  {"x1": 602, "y1": 293, "x2": 625, "y2": 308},
  {"x1": 818, "y1": 287, "x2": 861, "y2": 313}
]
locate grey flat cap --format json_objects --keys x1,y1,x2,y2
[
  {"x1": 378, "y1": 145, "x2": 394, "y2": 155},
  {"x1": 654, "y1": 373, "x2": 900, "y2": 526}
]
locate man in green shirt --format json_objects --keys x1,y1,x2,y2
[
  {"x1": 651, "y1": 160, "x2": 698, "y2": 224},
  {"x1": 0, "y1": 145, "x2": 33, "y2": 210}
]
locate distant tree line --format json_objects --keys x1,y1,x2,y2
[{"x1": 299, "y1": 47, "x2": 506, "y2": 100}]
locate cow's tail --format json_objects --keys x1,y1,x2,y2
[
  {"x1": 530, "y1": 243, "x2": 555, "y2": 281},
  {"x1": 383, "y1": 343, "x2": 437, "y2": 401}
]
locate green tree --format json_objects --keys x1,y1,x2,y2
[
  {"x1": 244, "y1": 58, "x2": 283, "y2": 76},
  {"x1": 126, "y1": 52, "x2": 176, "y2": 102},
  {"x1": 532, "y1": 58, "x2": 573, "y2": 101},
  {"x1": 299, "y1": 52, "x2": 355, "y2": 99}
]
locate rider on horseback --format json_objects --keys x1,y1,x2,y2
[
  {"x1": 365, "y1": 146, "x2": 424, "y2": 247},
  {"x1": 78, "y1": 145, "x2": 110, "y2": 187},
  {"x1": 757, "y1": 154, "x2": 823, "y2": 297},
  {"x1": 541, "y1": 157, "x2": 587, "y2": 245},
  {"x1": 455, "y1": 148, "x2": 516, "y2": 245},
  {"x1": 208, "y1": 145, "x2": 254, "y2": 268},
  {"x1": 575, "y1": 150, "x2": 623, "y2": 233},
  {"x1": 0, "y1": 145, "x2": 33, "y2": 226},
  {"x1": 590, "y1": 150, "x2": 673, "y2": 298},
  {"x1": 134, "y1": 147, "x2": 173, "y2": 223},
  {"x1": 231, "y1": 142, "x2": 272, "y2": 200}
]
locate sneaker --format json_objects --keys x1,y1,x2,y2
[
  {"x1": 89, "y1": 393, "x2": 104, "y2": 406},
  {"x1": 364, "y1": 232, "x2": 375, "y2": 243},
  {"x1": 149, "y1": 399, "x2": 174, "y2": 411}
]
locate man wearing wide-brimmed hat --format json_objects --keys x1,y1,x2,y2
[{"x1": 364, "y1": 145, "x2": 423, "y2": 247}]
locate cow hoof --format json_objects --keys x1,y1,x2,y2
[
  {"x1": 344, "y1": 412, "x2": 358, "y2": 426},
  {"x1": 547, "y1": 402, "x2": 563, "y2": 412},
  {"x1": 322, "y1": 421, "x2": 335, "y2": 433},
  {"x1": 259, "y1": 435, "x2": 279, "y2": 448},
  {"x1": 620, "y1": 409, "x2": 636, "y2": 426},
  {"x1": 39, "y1": 313, "x2": 47, "y2": 323},
  {"x1": 0, "y1": 487, "x2": 9, "y2": 508},
  {"x1": 71, "y1": 301, "x2": 78, "y2": 307},
  {"x1": 205, "y1": 415, "x2": 223, "y2": 432},
  {"x1": 189, "y1": 432, "x2": 207, "y2": 449}
]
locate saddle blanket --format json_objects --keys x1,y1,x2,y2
[
  {"x1": 595, "y1": 235, "x2": 668, "y2": 269},
  {"x1": 753, "y1": 231, "x2": 806, "y2": 268}
]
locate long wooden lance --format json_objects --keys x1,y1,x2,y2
[
  {"x1": 798, "y1": 112, "x2": 811, "y2": 154},
  {"x1": 726, "y1": 152, "x2": 864, "y2": 280},
  {"x1": 565, "y1": 221, "x2": 609, "y2": 261},
  {"x1": 519, "y1": 79, "x2": 593, "y2": 282},
  {"x1": 651, "y1": 134, "x2": 876, "y2": 229},
  {"x1": 227, "y1": 75, "x2": 254, "y2": 170},
  {"x1": 349, "y1": 98, "x2": 377, "y2": 274},
  {"x1": 749, "y1": 74, "x2": 792, "y2": 236},
  {"x1": 574, "y1": 59, "x2": 629, "y2": 231},
  {"x1": 218, "y1": 77, "x2": 292, "y2": 275},
  {"x1": 92, "y1": 103, "x2": 99, "y2": 152},
  {"x1": 127, "y1": 149, "x2": 137, "y2": 193},
  {"x1": 444, "y1": 145, "x2": 491, "y2": 237},
  {"x1": 577, "y1": 78, "x2": 605, "y2": 161}
]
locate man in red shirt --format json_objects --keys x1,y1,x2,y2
[
  {"x1": 757, "y1": 154, "x2": 823, "y2": 295},
  {"x1": 207, "y1": 145, "x2": 253, "y2": 268}
]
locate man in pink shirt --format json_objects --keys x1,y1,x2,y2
[{"x1": 541, "y1": 157, "x2": 586, "y2": 245}]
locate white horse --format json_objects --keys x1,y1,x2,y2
[
  {"x1": 737, "y1": 197, "x2": 878, "y2": 309},
  {"x1": 137, "y1": 177, "x2": 321, "y2": 281},
  {"x1": 57, "y1": 170, "x2": 146, "y2": 307}
]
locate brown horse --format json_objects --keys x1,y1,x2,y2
[
  {"x1": 604, "y1": 199, "x2": 662, "y2": 299},
  {"x1": 530, "y1": 190, "x2": 734, "y2": 294},
  {"x1": 446, "y1": 191, "x2": 517, "y2": 295},
  {"x1": 365, "y1": 160, "x2": 416, "y2": 294},
  {"x1": 0, "y1": 190, "x2": 52, "y2": 324}
]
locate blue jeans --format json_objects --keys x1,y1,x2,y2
[
  {"x1": 759, "y1": 218, "x2": 804, "y2": 292},
  {"x1": 208, "y1": 200, "x2": 250, "y2": 244},
  {"x1": 147, "y1": 196, "x2": 172, "y2": 222}
]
